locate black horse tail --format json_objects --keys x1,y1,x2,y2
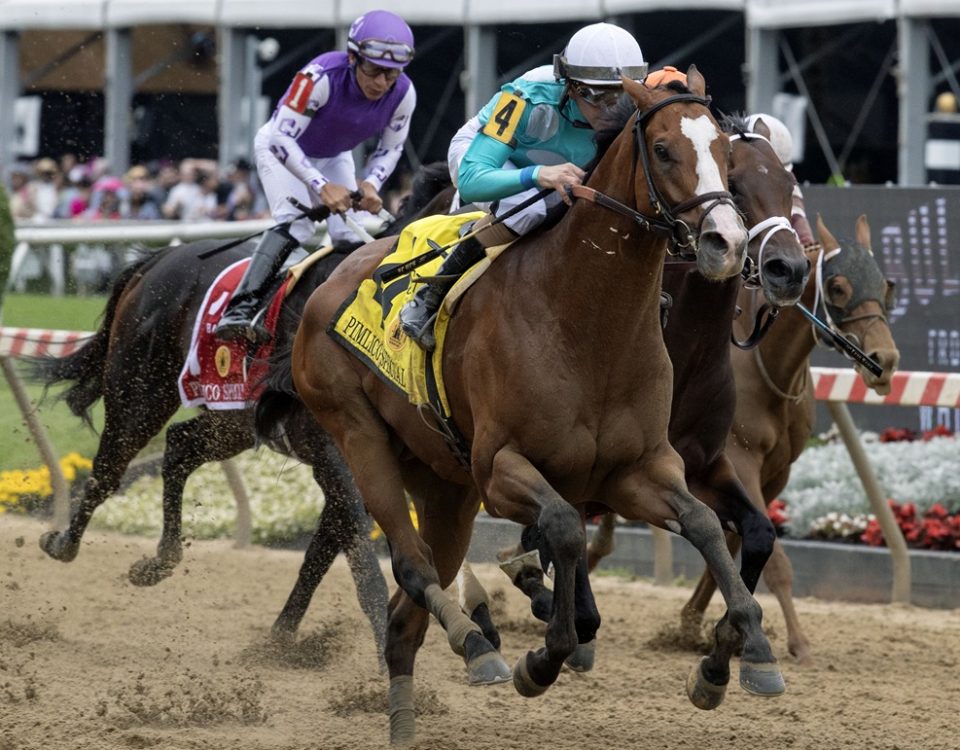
[
  {"x1": 254, "y1": 345, "x2": 302, "y2": 443},
  {"x1": 24, "y1": 251, "x2": 157, "y2": 427}
]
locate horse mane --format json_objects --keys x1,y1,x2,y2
[
  {"x1": 589, "y1": 80, "x2": 694, "y2": 172},
  {"x1": 400, "y1": 161, "x2": 451, "y2": 216},
  {"x1": 719, "y1": 111, "x2": 749, "y2": 138}
]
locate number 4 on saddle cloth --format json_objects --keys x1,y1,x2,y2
[
  {"x1": 328, "y1": 211, "x2": 512, "y2": 462},
  {"x1": 178, "y1": 255, "x2": 312, "y2": 410}
]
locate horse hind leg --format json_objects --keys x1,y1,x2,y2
[
  {"x1": 764, "y1": 539, "x2": 813, "y2": 664},
  {"x1": 128, "y1": 412, "x2": 254, "y2": 586},
  {"x1": 272, "y1": 445, "x2": 390, "y2": 673},
  {"x1": 586, "y1": 512, "x2": 617, "y2": 572},
  {"x1": 39, "y1": 386, "x2": 179, "y2": 563}
]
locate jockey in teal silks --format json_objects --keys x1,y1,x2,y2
[{"x1": 398, "y1": 22, "x2": 648, "y2": 350}]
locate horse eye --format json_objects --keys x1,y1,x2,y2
[{"x1": 653, "y1": 143, "x2": 670, "y2": 162}]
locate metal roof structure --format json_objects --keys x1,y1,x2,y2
[{"x1": 1, "y1": 1, "x2": 958, "y2": 183}]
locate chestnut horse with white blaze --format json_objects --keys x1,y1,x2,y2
[{"x1": 291, "y1": 70, "x2": 783, "y2": 744}]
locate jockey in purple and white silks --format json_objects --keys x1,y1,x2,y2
[
  {"x1": 216, "y1": 9, "x2": 417, "y2": 344},
  {"x1": 398, "y1": 22, "x2": 647, "y2": 351}
]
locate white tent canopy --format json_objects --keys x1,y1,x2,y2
[{"x1": 1, "y1": 0, "x2": 959, "y2": 30}]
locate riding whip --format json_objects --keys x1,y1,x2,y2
[
  {"x1": 796, "y1": 303, "x2": 883, "y2": 378},
  {"x1": 378, "y1": 187, "x2": 554, "y2": 282},
  {"x1": 197, "y1": 192, "x2": 361, "y2": 260}
]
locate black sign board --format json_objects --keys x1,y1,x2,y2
[{"x1": 803, "y1": 185, "x2": 960, "y2": 433}]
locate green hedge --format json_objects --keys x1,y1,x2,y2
[{"x1": 0, "y1": 185, "x2": 13, "y2": 314}]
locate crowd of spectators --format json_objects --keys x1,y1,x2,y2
[
  {"x1": 4, "y1": 154, "x2": 415, "y2": 225},
  {"x1": 4, "y1": 155, "x2": 271, "y2": 223}
]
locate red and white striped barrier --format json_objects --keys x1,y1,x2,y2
[
  {"x1": 3, "y1": 328, "x2": 957, "y2": 408},
  {"x1": 0, "y1": 327, "x2": 94, "y2": 359},
  {"x1": 811, "y1": 367, "x2": 960, "y2": 408}
]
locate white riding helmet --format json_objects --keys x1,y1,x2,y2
[
  {"x1": 745, "y1": 113, "x2": 795, "y2": 169},
  {"x1": 553, "y1": 22, "x2": 647, "y2": 86}
]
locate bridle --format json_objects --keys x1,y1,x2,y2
[
  {"x1": 727, "y1": 132, "x2": 798, "y2": 292},
  {"x1": 569, "y1": 93, "x2": 738, "y2": 255}
]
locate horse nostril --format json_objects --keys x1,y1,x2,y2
[{"x1": 762, "y1": 259, "x2": 790, "y2": 281}]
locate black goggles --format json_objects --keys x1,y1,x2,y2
[
  {"x1": 572, "y1": 82, "x2": 623, "y2": 108},
  {"x1": 351, "y1": 39, "x2": 414, "y2": 65}
]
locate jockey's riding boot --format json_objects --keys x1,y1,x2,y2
[
  {"x1": 215, "y1": 227, "x2": 300, "y2": 344},
  {"x1": 399, "y1": 235, "x2": 487, "y2": 351}
]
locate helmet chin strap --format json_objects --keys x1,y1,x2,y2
[{"x1": 558, "y1": 86, "x2": 593, "y2": 129}]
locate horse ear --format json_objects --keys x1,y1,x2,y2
[
  {"x1": 816, "y1": 214, "x2": 840, "y2": 252},
  {"x1": 855, "y1": 214, "x2": 873, "y2": 254},
  {"x1": 752, "y1": 116, "x2": 772, "y2": 140},
  {"x1": 623, "y1": 74, "x2": 655, "y2": 110},
  {"x1": 686, "y1": 65, "x2": 706, "y2": 97}
]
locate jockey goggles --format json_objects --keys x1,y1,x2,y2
[
  {"x1": 351, "y1": 39, "x2": 414, "y2": 65},
  {"x1": 572, "y1": 82, "x2": 623, "y2": 108}
]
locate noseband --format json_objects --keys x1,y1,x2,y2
[
  {"x1": 728, "y1": 132, "x2": 799, "y2": 291},
  {"x1": 812, "y1": 245, "x2": 889, "y2": 356},
  {"x1": 569, "y1": 94, "x2": 737, "y2": 256}
]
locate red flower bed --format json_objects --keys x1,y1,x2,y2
[{"x1": 861, "y1": 500, "x2": 960, "y2": 551}]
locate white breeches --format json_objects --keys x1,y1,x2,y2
[{"x1": 254, "y1": 134, "x2": 372, "y2": 246}]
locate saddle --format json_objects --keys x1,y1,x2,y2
[{"x1": 177, "y1": 248, "x2": 336, "y2": 410}]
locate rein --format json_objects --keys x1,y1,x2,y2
[
  {"x1": 806, "y1": 246, "x2": 885, "y2": 377},
  {"x1": 753, "y1": 345, "x2": 808, "y2": 403}
]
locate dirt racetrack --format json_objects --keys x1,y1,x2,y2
[{"x1": 2, "y1": 515, "x2": 957, "y2": 750}]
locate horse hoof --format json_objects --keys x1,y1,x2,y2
[
  {"x1": 513, "y1": 652, "x2": 549, "y2": 698},
  {"x1": 467, "y1": 650, "x2": 512, "y2": 686},
  {"x1": 564, "y1": 639, "x2": 596, "y2": 672},
  {"x1": 38, "y1": 531, "x2": 79, "y2": 562},
  {"x1": 127, "y1": 556, "x2": 176, "y2": 586},
  {"x1": 739, "y1": 661, "x2": 786, "y2": 697},
  {"x1": 686, "y1": 657, "x2": 728, "y2": 710},
  {"x1": 269, "y1": 624, "x2": 296, "y2": 645}
]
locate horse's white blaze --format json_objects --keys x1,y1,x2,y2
[{"x1": 680, "y1": 115, "x2": 743, "y2": 238}]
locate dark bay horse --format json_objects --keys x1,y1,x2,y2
[
  {"x1": 288, "y1": 70, "x2": 783, "y2": 744},
  {"x1": 673, "y1": 214, "x2": 900, "y2": 663},
  {"x1": 27, "y1": 165, "x2": 453, "y2": 658},
  {"x1": 577, "y1": 214, "x2": 900, "y2": 662}
]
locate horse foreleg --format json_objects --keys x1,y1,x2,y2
[
  {"x1": 671, "y1": 490, "x2": 782, "y2": 707},
  {"x1": 608, "y1": 449, "x2": 783, "y2": 710},
  {"x1": 483, "y1": 448, "x2": 586, "y2": 698}
]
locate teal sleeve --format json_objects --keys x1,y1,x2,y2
[
  {"x1": 457, "y1": 135, "x2": 530, "y2": 203},
  {"x1": 457, "y1": 90, "x2": 535, "y2": 203}
]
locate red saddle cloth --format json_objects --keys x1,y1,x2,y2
[{"x1": 178, "y1": 259, "x2": 289, "y2": 410}]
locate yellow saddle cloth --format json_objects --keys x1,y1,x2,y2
[{"x1": 328, "y1": 211, "x2": 488, "y2": 415}]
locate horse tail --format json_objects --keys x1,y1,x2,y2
[
  {"x1": 24, "y1": 250, "x2": 158, "y2": 427},
  {"x1": 254, "y1": 345, "x2": 301, "y2": 443}
]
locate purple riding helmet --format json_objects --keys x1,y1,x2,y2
[{"x1": 347, "y1": 10, "x2": 415, "y2": 70}]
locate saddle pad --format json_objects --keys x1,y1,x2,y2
[
  {"x1": 178, "y1": 259, "x2": 289, "y2": 410},
  {"x1": 328, "y1": 211, "x2": 486, "y2": 410}
]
